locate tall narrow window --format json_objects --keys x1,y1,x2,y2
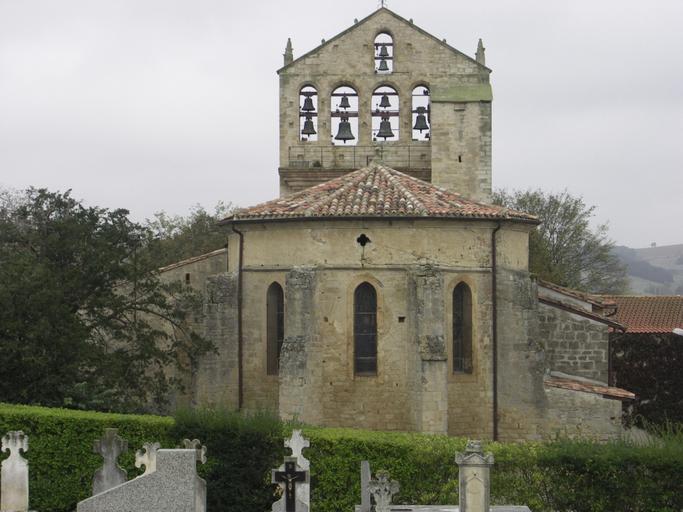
[
  {"x1": 411, "y1": 86, "x2": 430, "y2": 141},
  {"x1": 267, "y1": 282, "x2": 285, "y2": 375},
  {"x1": 374, "y1": 33, "x2": 393, "y2": 73},
  {"x1": 331, "y1": 85, "x2": 358, "y2": 146},
  {"x1": 453, "y1": 283, "x2": 473, "y2": 373},
  {"x1": 354, "y1": 282, "x2": 377, "y2": 375},
  {"x1": 371, "y1": 85, "x2": 399, "y2": 142},
  {"x1": 299, "y1": 85, "x2": 318, "y2": 142}
]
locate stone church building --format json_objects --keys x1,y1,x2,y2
[{"x1": 160, "y1": 7, "x2": 633, "y2": 441}]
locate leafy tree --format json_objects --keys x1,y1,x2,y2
[
  {"x1": 494, "y1": 189, "x2": 628, "y2": 294},
  {"x1": 0, "y1": 188, "x2": 215, "y2": 412},
  {"x1": 146, "y1": 202, "x2": 234, "y2": 268}
]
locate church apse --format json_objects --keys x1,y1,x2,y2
[{"x1": 277, "y1": 8, "x2": 492, "y2": 201}]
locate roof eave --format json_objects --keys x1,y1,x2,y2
[{"x1": 219, "y1": 214, "x2": 539, "y2": 226}]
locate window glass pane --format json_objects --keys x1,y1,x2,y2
[{"x1": 354, "y1": 283, "x2": 377, "y2": 374}]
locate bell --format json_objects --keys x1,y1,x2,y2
[
  {"x1": 338, "y1": 94, "x2": 351, "y2": 109},
  {"x1": 334, "y1": 117, "x2": 355, "y2": 143},
  {"x1": 302, "y1": 117, "x2": 316, "y2": 136},
  {"x1": 377, "y1": 59, "x2": 389, "y2": 72},
  {"x1": 377, "y1": 117, "x2": 394, "y2": 139},
  {"x1": 301, "y1": 96, "x2": 315, "y2": 112},
  {"x1": 413, "y1": 107, "x2": 429, "y2": 132},
  {"x1": 379, "y1": 44, "x2": 389, "y2": 58},
  {"x1": 379, "y1": 94, "x2": 391, "y2": 109}
]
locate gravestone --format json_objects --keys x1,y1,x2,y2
[
  {"x1": 284, "y1": 430, "x2": 310, "y2": 508},
  {"x1": 135, "y1": 442, "x2": 160, "y2": 476},
  {"x1": 1, "y1": 431, "x2": 29, "y2": 512},
  {"x1": 92, "y1": 428, "x2": 128, "y2": 495},
  {"x1": 353, "y1": 441, "x2": 530, "y2": 512},
  {"x1": 271, "y1": 432, "x2": 311, "y2": 512},
  {"x1": 77, "y1": 449, "x2": 207, "y2": 512},
  {"x1": 368, "y1": 470, "x2": 399, "y2": 512}
]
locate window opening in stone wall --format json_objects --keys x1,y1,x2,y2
[
  {"x1": 453, "y1": 282, "x2": 473, "y2": 373},
  {"x1": 299, "y1": 86, "x2": 318, "y2": 142},
  {"x1": 374, "y1": 33, "x2": 393, "y2": 74},
  {"x1": 412, "y1": 86, "x2": 431, "y2": 141},
  {"x1": 354, "y1": 282, "x2": 377, "y2": 375},
  {"x1": 267, "y1": 282, "x2": 285, "y2": 375},
  {"x1": 331, "y1": 86, "x2": 358, "y2": 146},
  {"x1": 371, "y1": 85, "x2": 399, "y2": 142}
]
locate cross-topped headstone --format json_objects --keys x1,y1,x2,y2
[
  {"x1": 135, "y1": 442, "x2": 160, "y2": 476},
  {"x1": 1, "y1": 431, "x2": 29, "y2": 512},
  {"x1": 273, "y1": 457, "x2": 307, "y2": 512},
  {"x1": 92, "y1": 428, "x2": 128, "y2": 495},
  {"x1": 368, "y1": 470, "x2": 399, "y2": 512},
  {"x1": 181, "y1": 439, "x2": 207, "y2": 464},
  {"x1": 284, "y1": 430, "x2": 310, "y2": 508},
  {"x1": 357, "y1": 460, "x2": 372, "y2": 512}
]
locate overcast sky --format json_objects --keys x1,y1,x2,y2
[{"x1": 1, "y1": 0, "x2": 681, "y2": 248}]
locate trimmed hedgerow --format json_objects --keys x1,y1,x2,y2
[
  {"x1": 3, "y1": 403, "x2": 683, "y2": 512},
  {"x1": 0, "y1": 403, "x2": 174, "y2": 512}
]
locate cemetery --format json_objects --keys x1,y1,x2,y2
[{"x1": 1, "y1": 403, "x2": 683, "y2": 511}]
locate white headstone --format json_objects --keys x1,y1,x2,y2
[
  {"x1": 284, "y1": 430, "x2": 309, "y2": 508},
  {"x1": 368, "y1": 470, "x2": 399, "y2": 512},
  {"x1": 357, "y1": 461, "x2": 371, "y2": 512},
  {"x1": 1, "y1": 431, "x2": 29, "y2": 512},
  {"x1": 455, "y1": 440, "x2": 494, "y2": 512},
  {"x1": 135, "y1": 442, "x2": 160, "y2": 476},
  {"x1": 77, "y1": 449, "x2": 206, "y2": 512},
  {"x1": 92, "y1": 428, "x2": 128, "y2": 496}
]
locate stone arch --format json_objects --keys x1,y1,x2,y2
[
  {"x1": 371, "y1": 84, "x2": 399, "y2": 142},
  {"x1": 374, "y1": 32, "x2": 394, "y2": 74},
  {"x1": 331, "y1": 85, "x2": 359, "y2": 146},
  {"x1": 411, "y1": 84, "x2": 431, "y2": 141},
  {"x1": 299, "y1": 85, "x2": 318, "y2": 142}
]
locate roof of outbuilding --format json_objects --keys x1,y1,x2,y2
[
  {"x1": 602, "y1": 295, "x2": 683, "y2": 334},
  {"x1": 545, "y1": 376, "x2": 635, "y2": 401},
  {"x1": 220, "y1": 164, "x2": 538, "y2": 224}
]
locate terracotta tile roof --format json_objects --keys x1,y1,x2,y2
[
  {"x1": 158, "y1": 248, "x2": 227, "y2": 273},
  {"x1": 221, "y1": 165, "x2": 538, "y2": 223},
  {"x1": 537, "y1": 279, "x2": 614, "y2": 308},
  {"x1": 602, "y1": 295, "x2": 683, "y2": 334},
  {"x1": 545, "y1": 376, "x2": 635, "y2": 401},
  {"x1": 538, "y1": 296, "x2": 625, "y2": 330}
]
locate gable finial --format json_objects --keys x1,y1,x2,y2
[
  {"x1": 284, "y1": 38, "x2": 293, "y2": 66},
  {"x1": 378, "y1": 0, "x2": 388, "y2": 8},
  {"x1": 476, "y1": 38, "x2": 486, "y2": 66}
]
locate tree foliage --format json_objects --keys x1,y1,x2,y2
[
  {"x1": 0, "y1": 188, "x2": 214, "y2": 412},
  {"x1": 145, "y1": 202, "x2": 233, "y2": 268},
  {"x1": 494, "y1": 189, "x2": 627, "y2": 294}
]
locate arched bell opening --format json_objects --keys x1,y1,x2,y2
[
  {"x1": 331, "y1": 85, "x2": 359, "y2": 146},
  {"x1": 299, "y1": 85, "x2": 318, "y2": 142},
  {"x1": 374, "y1": 32, "x2": 393, "y2": 74},
  {"x1": 411, "y1": 85, "x2": 431, "y2": 141},
  {"x1": 371, "y1": 85, "x2": 399, "y2": 142}
]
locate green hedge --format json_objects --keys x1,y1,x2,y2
[
  {"x1": 0, "y1": 403, "x2": 174, "y2": 512},
  {"x1": 3, "y1": 404, "x2": 683, "y2": 512}
]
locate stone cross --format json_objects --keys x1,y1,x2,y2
[
  {"x1": 1, "y1": 431, "x2": 29, "y2": 512},
  {"x1": 455, "y1": 440, "x2": 495, "y2": 512},
  {"x1": 284, "y1": 430, "x2": 310, "y2": 508},
  {"x1": 273, "y1": 458, "x2": 307, "y2": 512},
  {"x1": 134, "y1": 442, "x2": 160, "y2": 476},
  {"x1": 181, "y1": 439, "x2": 207, "y2": 464},
  {"x1": 368, "y1": 470, "x2": 399, "y2": 512},
  {"x1": 357, "y1": 460, "x2": 372, "y2": 512},
  {"x1": 92, "y1": 428, "x2": 128, "y2": 495}
]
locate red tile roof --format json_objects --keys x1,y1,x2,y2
[
  {"x1": 602, "y1": 295, "x2": 683, "y2": 334},
  {"x1": 221, "y1": 165, "x2": 538, "y2": 223},
  {"x1": 545, "y1": 376, "x2": 635, "y2": 401}
]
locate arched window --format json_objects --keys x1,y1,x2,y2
[
  {"x1": 371, "y1": 85, "x2": 399, "y2": 142},
  {"x1": 411, "y1": 86, "x2": 431, "y2": 141},
  {"x1": 331, "y1": 85, "x2": 358, "y2": 146},
  {"x1": 453, "y1": 283, "x2": 473, "y2": 373},
  {"x1": 354, "y1": 282, "x2": 377, "y2": 375},
  {"x1": 299, "y1": 85, "x2": 318, "y2": 142},
  {"x1": 266, "y1": 282, "x2": 285, "y2": 375},
  {"x1": 374, "y1": 33, "x2": 393, "y2": 74}
]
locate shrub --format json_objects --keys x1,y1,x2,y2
[{"x1": 0, "y1": 402, "x2": 174, "y2": 512}]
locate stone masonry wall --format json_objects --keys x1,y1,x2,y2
[
  {"x1": 539, "y1": 304, "x2": 609, "y2": 382},
  {"x1": 278, "y1": 9, "x2": 491, "y2": 201}
]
